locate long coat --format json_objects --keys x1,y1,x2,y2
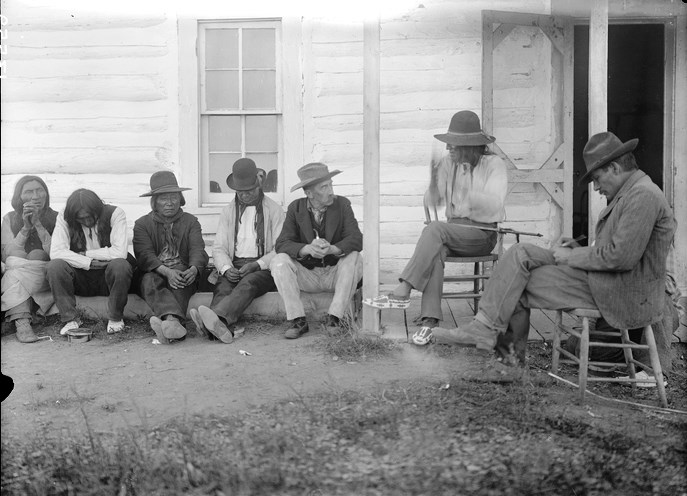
[
  {"x1": 275, "y1": 196, "x2": 362, "y2": 270},
  {"x1": 568, "y1": 170, "x2": 676, "y2": 329},
  {"x1": 133, "y1": 211, "x2": 209, "y2": 273}
]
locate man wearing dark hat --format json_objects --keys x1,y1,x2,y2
[
  {"x1": 190, "y1": 158, "x2": 285, "y2": 343},
  {"x1": 431, "y1": 132, "x2": 676, "y2": 374},
  {"x1": 133, "y1": 171, "x2": 209, "y2": 344},
  {"x1": 270, "y1": 162, "x2": 363, "y2": 339},
  {"x1": 364, "y1": 110, "x2": 508, "y2": 346}
]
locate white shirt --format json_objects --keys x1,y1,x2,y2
[
  {"x1": 435, "y1": 154, "x2": 508, "y2": 223},
  {"x1": 50, "y1": 207, "x2": 129, "y2": 270},
  {"x1": 234, "y1": 206, "x2": 259, "y2": 259}
]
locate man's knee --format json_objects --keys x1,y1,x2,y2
[
  {"x1": 270, "y1": 253, "x2": 292, "y2": 275},
  {"x1": 339, "y1": 251, "x2": 362, "y2": 268},
  {"x1": 46, "y1": 258, "x2": 71, "y2": 278},
  {"x1": 26, "y1": 249, "x2": 50, "y2": 261},
  {"x1": 106, "y1": 258, "x2": 133, "y2": 278}
]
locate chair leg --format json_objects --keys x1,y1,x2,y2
[
  {"x1": 473, "y1": 262, "x2": 480, "y2": 315},
  {"x1": 578, "y1": 317, "x2": 590, "y2": 403},
  {"x1": 552, "y1": 310, "x2": 562, "y2": 372},
  {"x1": 643, "y1": 324, "x2": 668, "y2": 408},
  {"x1": 619, "y1": 328, "x2": 637, "y2": 390}
]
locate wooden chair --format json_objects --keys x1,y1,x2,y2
[
  {"x1": 423, "y1": 193, "x2": 502, "y2": 315},
  {"x1": 553, "y1": 308, "x2": 668, "y2": 407}
]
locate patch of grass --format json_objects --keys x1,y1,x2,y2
[
  {"x1": 2, "y1": 379, "x2": 685, "y2": 496},
  {"x1": 314, "y1": 316, "x2": 399, "y2": 362}
]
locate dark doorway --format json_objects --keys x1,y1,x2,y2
[{"x1": 572, "y1": 24, "x2": 665, "y2": 239}]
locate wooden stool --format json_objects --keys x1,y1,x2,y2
[{"x1": 553, "y1": 308, "x2": 668, "y2": 407}]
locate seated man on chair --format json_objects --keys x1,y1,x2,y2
[
  {"x1": 432, "y1": 132, "x2": 676, "y2": 382},
  {"x1": 270, "y1": 162, "x2": 363, "y2": 339},
  {"x1": 363, "y1": 110, "x2": 508, "y2": 346}
]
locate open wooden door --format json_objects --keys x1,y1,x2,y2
[{"x1": 482, "y1": 10, "x2": 574, "y2": 238}]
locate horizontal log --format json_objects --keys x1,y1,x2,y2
[
  {"x1": 6, "y1": 44, "x2": 170, "y2": 60},
  {"x1": 1, "y1": 75, "x2": 168, "y2": 103},
  {"x1": 0, "y1": 100, "x2": 170, "y2": 120},
  {"x1": 6, "y1": 25, "x2": 171, "y2": 48},
  {"x1": 1, "y1": 147, "x2": 172, "y2": 174},
  {"x1": 4, "y1": 116, "x2": 169, "y2": 134},
  {"x1": 2, "y1": 129, "x2": 170, "y2": 148},
  {"x1": 6, "y1": 57, "x2": 175, "y2": 79},
  {"x1": 7, "y1": 10, "x2": 167, "y2": 32}
]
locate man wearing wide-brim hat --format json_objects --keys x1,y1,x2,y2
[
  {"x1": 364, "y1": 110, "x2": 508, "y2": 347},
  {"x1": 133, "y1": 171, "x2": 209, "y2": 344},
  {"x1": 432, "y1": 132, "x2": 676, "y2": 378},
  {"x1": 189, "y1": 158, "x2": 285, "y2": 343},
  {"x1": 270, "y1": 162, "x2": 363, "y2": 339}
]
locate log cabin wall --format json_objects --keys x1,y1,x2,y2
[{"x1": 1, "y1": 2, "x2": 180, "y2": 243}]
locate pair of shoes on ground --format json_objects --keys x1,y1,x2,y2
[
  {"x1": 59, "y1": 319, "x2": 125, "y2": 337},
  {"x1": 285, "y1": 316, "x2": 309, "y2": 339},
  {"x1": 363, "y1": 294, "x2": 411, "y2": 310},
  {"x1": 189, "y1": 307, "x2": 234, "y2": 344},
  {"x1": 149, "y1": 316, "x2": 188, "y2": 344},
  {"x1": 617, "y1": 369, "x2": 668, "y2": 388},
  {"x1": 15, "y1": 318, "x2": 39, "y2": 343}
]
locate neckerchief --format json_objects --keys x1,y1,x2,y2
[
  {"x1": 152, "y1": 209, "x2": 185, "y2": 267},
  {"x1": 307, "y1": 200, "x2": 327, "y2": 235},
  {"x1": 234, "y1": 191, "x2": 265, "y2": 258}
]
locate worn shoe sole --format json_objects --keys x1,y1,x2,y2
[
  {"x1": 198, "y1": 306, "x2": 233, "y2": 344},
  {"x1": 363, "y1": 295, "x2": 411, "y2": 310},
  {"x1": 150, "y1": 316, "x2": 169, "y2": 344},
  {"x1": 189, "y1": 308, "x2": 209, "y2": 338}
]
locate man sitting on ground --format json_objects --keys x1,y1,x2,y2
[
  {"x1": 270, "y1": 163, "x2": 363, "y2": 339},
  {"x1": 48, "y1": 189, "x2": 134, "y2": 335},
  {"x1": 190, "y1": 158, "x2": 285, "y2": 343},
  {"x1": 431, "y1": 132, "x2": 676, "y2": 387}
]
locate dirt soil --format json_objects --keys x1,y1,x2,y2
[{"x1": 1, "y1": 316, "x2": 686, "y2": 443}]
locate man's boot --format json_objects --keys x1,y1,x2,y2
[{"x1": 15, "y1": 319, "x2": 39, "y2": 343}]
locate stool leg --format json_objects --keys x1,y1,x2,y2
[
  {"x1": 620, "y1": 328, "x2": 637, "y2": 391},
  {"x1": 403, "y1": 309, "x2": 409, "y2": 343},
  {"x1": 473, "y1": 262, "x2": 480, "y2": 315},
  {"x1": 578, "y1": 317, "x2": 590, "y2": 403},
  {"x1": 552, "y1": 310, "x2": 562, "y2": 372},
  {"x1": 643, "y1": 325, "x2": 668, "y2": 408}
]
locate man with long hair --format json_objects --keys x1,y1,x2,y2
[
  {"x1": 1, "y1": 175, "x2": 58, "y2": 342},
  {"x1": 47, "y1": 189, "x2": 133, "y2": 335},
  {"x1": 364, "y1": 111, "x2": 508, "y2": 346}
]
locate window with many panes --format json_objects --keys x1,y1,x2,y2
[{"x1": 198, "y1": 20, "x2": 281, "y2": 204}]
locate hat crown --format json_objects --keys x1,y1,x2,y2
[
  {"x1": 447, "y1": 110, "x2": 483, "y2": 134},
  {"x1": 583, "y1": 132, "x2": 624, "y2": 168},
  {"x1": 227, "y1": 158, "x2": 260, "y2": 191},
  {"x1": 150, "y1": 171, "x2": 180, "y2": 191},
  {"x1": 297, "y1": 162, "x2": 330, "y2": 183}
]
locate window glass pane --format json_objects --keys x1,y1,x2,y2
[
  {"x1": 209, "y1": 153, "x2": 241, "y2": 193},
  {"x1": 246, "y1": 153, "x2": 278, "y2": 193},
  {"x1": 209, "y1": 116, "x2": 241, "y2": 152},
  {"x1": 243, "y1": 70, "x2": 276, "y2": 109},
  {"x1": 205, "y1": 29, "x2": 238, "y2": 69},
  {"x1": 242, "y1": 29, "x2": 275, "y2": 69},
  {"x1": 245, "y1": 115, "x2": 278, "y2": 151},
  {"x1": 206, "y1": 70, "x2": 239, "y2": 109}
]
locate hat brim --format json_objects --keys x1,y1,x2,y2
[
  {"x1": 578, "y1": 138, "x2": 638, "y2": 186},
  {"x1": 140, "y1": 186, "x2": 192, "y2": 197},
  {"x1": 434, "y1": 131, "x2": 495, "y2": 146},
  {"x1": 226, "y1": 175, "x2": 260, "y2": 191},
  {"x1": 290, "y1": 170, "x2": 342, "y2": 192}
]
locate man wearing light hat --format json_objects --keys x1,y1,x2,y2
[
  {"x1": 431, "y1": 132, "x2": 676, "y2": 380},
  {"x1": 190, "y1": 158, "x2": 285, "y2": 343},
  {"x1": 133, "y1": 171, "x2": 209, "y2": 344},
  {"x1": 270, "y1": 162, "x2": 363, "y2": 339}
]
